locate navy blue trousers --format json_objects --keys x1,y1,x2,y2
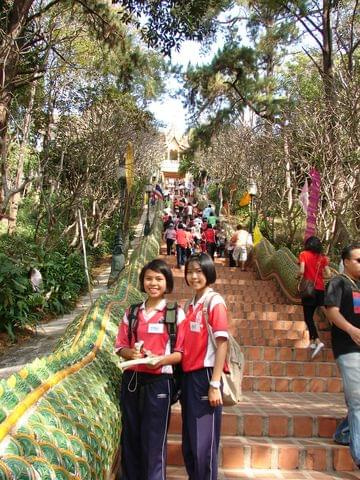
[
  {"x1": 176, "y1": 245, "x2": 186, "y2": 267},
  {"x1": 120, "y1": 371, "x2": 173, "y2": 480},
  {"x1": 181, "y1": 368, "x2": 222, "y2": 480}
]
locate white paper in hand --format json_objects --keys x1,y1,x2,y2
[{"x1": 118, "y1": 355, "x2": 164, "y2": 371}]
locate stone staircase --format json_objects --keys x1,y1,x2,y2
[{"x1": 163, "y1": 253, "x2": 360, "y2": 479}]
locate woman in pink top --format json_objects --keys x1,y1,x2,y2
[{"x1": 298, "y1": 236, "x2": 331, "y2": 358}]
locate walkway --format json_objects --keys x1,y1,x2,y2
[{"x1": 163, "y1": 252, "x2": 360, "y2": 479}]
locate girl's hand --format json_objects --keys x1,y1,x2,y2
[
  {"x1": 147, "y1": 359, "x2": 163, "y2": 370},
  {"x1": 128, "y1": 348, "x2": 144, "y2": 360},
  {"x1": 208, "y1": 386, "x2": 223, "y2": 407}
]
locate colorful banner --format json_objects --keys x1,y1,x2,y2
[
  {"x1": 239, "y1": 192, "x2": 251, "y2": 207},
  {"x1": 304, "y1": 168, "x2": 321, "y2": 240},
  {"x1": 253, "y1": 224, "x2": 263, "y2": 246},
  {"x1": 152, "y1": 184, "x2": 164, "y2": 201}
]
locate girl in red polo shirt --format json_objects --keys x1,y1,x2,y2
[
  {"x1": 115, "y1": 259, "x2": 185, "y2": 480},
  {"x1": 175, "y1": 253, "x2": 228, "y2": 480}
]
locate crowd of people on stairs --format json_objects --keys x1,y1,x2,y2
[{"x1": 162, "y1": 190, "x2": 253, "y2": 269}]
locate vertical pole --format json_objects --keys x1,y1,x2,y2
[
  {"x1": 78, "y1": 209, "x2": 93, "y2": 303},
  {"x1": 250, "y1": 195, "x2": 254, "y2": 233}
]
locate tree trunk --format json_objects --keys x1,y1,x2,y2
[
  {"x1": 322, "y1": 0, "x2": 334, "y2": 108},
  {"x1": 0, "y1": 95, "x2": 11, "y2": 226},
  {"x1": 283, "y1": 125, "x2": 293, "y2": 211},
  {"x1": 8, "y1": 79, "x2": 37, "y2": 234},
  {"x1": 0, "y1": 0, "x2": 36, "y2": 215}
]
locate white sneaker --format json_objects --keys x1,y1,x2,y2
[
  {"x1": 309, "y1": 342, "x2": 317, "y2": 349},
  {"x1": 311, "y1": 342, "x2": 324, "y2": 359}
]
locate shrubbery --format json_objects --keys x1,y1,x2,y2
[{"x1": 0, "y1": 236, "x2": 89, "y2": 340}]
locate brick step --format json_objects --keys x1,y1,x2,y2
[
  {"x1": 169, "y1": 410, "x2": 344, "y2": 439},
  {"x1": 235, "y1": 328, "x2": 330, "y2": 344},
  {"x1": 241, "y1": 346, "x2": 335, "y2": 362},
  {"x1": 237, "y1": 328, "x2": 307, "y2": 341},
  {"x1": 235, "y1": 320, "x2": 308, "y2": 331},
  {"x1": 167, "y1": 466, "x2": 360, "y2": 479},
  {"x1": 223, "y1": 293, "x2": 289, "y2": 303},
  {"x1": 242, "y1": 375, "x2": 342, "y2": 393},
  {"x1": 226, "y1": 303, "x2": 303, "y2": 313},
  {"x1": 237, "y1": 337, "x2": 330, "y2": 348},
  {"x1": 210, "y1": 268, "x2": 258, "y2": 279},
  {"x1": 167, "y1": 435, "x2": 357, "y2": 471},
  {"x1": 233, "y1": 311, "x2": 307, "y2": 321},
  {"x1": 215, "y1": 279, "x2": 280, "y2": 288},
  {"x1": 167, "y1": 295, "x2": 289, "y2": 305},
  {"x1": 244, "y1": 360, "x2": 340, "y2": 378},
  {"x1": 169, "y1": 392, "x2": 347, "y2": 438}
]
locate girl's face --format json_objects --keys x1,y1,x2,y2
[
  {"x1": 143, "y1": 269, "x2": 167, "y2": 299},
  {"x1": 186, "y1": 261, "x2": 207, "y2": 293}
]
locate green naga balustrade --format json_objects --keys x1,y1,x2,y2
[
  {"x1": 253, "y1": 237, "x2": 301, "y2": 303},
  {"x1": 0, "y1": 202, "x2": 164, "y2": 479}
]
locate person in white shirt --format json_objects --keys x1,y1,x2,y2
[{"x1": 230, "y1": 225, "x2": 252, "y2": 271}]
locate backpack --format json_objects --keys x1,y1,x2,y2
[
  {"x1": 127, "y1": 301, "x2": 182, "y2": 404},
  {"x1": 185, "y1": 292, "x2": 244, "y2": 406}
]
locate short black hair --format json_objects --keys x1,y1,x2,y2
[
  {"x1": 139, "y1": 259, "x2": 174, "y2": 293},
  {"x1": 184, "y1": 253, "x2": 216, "y2": 286},
  {"x1": 304, "y1": 236, "x2": 323, "y2": 253},
  {"x1": 342, "y1": 243, "x2": 360, "y2": 261}
]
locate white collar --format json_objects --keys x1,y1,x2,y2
[{"x1": 140, "y1": 298, "x2": 167, "y2": 312}]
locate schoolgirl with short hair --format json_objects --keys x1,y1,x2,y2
[
  {"x1": 115, "y1": 258, "x2": 185, "y2": 480},
  {"x1": 175, "y1": 253, "x2": 229, "y2": 480}
]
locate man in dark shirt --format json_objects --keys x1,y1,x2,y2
[{"x1": 325, "y1": 243, "x2": 360, "y2": 467}]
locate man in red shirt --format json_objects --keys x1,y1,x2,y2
[{"x1": 176, "y1": 224, "x2": 187, "y2": 268}]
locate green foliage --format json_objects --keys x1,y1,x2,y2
[
  {"x1": 0, "y1": 254, "x2": 41, "y2": 339},
  {"x1": 0, "y1": 232, "x2": 89, "y2": 337},
  {"x1": 41, "y1": 251, "x2": 88, "y2": 316},
  {"x1": 117, "y1": 0, "x2": 232, "y2": 54}
]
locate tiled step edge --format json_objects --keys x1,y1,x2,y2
[
  {"x1": 167, "y1": 435, "x2": 358, "y2": 471},
  {"x1": 243, "y1": 375, "x2": 343, "y2": 393},
  {"x1": 169, "y1": 410, "x2": 345, "y2": 439},
  {"x1": 167, "y1": 466, "x2": 360, "y2": 479}
]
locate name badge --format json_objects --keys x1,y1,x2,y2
[
  {"x1": 148, "y1": 323, "x2": 164, "y2": 334},
  {"x1": 190, "y1": 322, "x2": 201, "y2": 333}
]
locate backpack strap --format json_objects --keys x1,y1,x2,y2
[
  {"x1": 127, "y1": 303, "x2": 142, "y2": 345},
  {"x1": 203, "y1": 291, "x2": 219, "y2": 318},
  {"x1": 165, "y1": 301, "x2": 178, "y2": 352}
]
